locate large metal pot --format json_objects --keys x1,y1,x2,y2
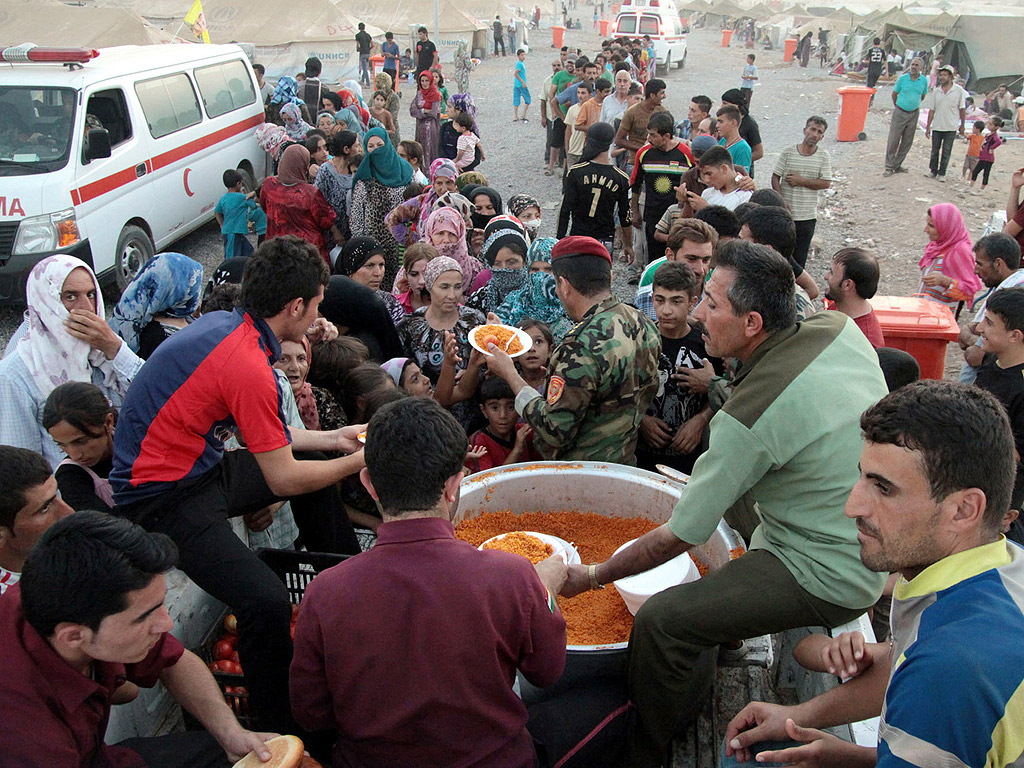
[{"x1": 456, "y1": 461, "x2": 743, "y2": 697}]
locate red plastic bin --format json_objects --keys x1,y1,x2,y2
[{"x1": 868, "y1": 295, "x2": 960, "y2": 380}]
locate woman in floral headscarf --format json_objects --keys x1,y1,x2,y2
[
  {"x1": 439, "y1": 92, "x2": 480, "y2": 161},
  {"x1": 495, "y1": 238, "x2": 572, "y2": 341},
  {"x1": 411, "y1": 70, "x2": 443, "y2": 166},
  {"x1": 109, "y1": 253, "x2": 203, "y2": 359},
  {"x1": 422, "y1": 206, "x2": 483, "y2": 296},
  {"x1": 350, "y1": 127, "x2": 414, "y2": 290},
  {"x1": 279, "y1": 102, "x2": 311, "y2": 140},
  {"x1": 0, "y1": 255, "x2": 143, "y2": 468},
  {"x1": 386, "y1": 157, "x2": 459, "y2": 246}
]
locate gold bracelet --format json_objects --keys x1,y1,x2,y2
[{"x1": 588, "y1": 563, "x2": 605, "y2": 590}]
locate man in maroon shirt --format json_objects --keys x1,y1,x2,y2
[
  {"x1": 0, "y1": 511, "x2": 275, "y2": 767},
  {"x1": 824, "y1": 247, "x2": 885, "y2": 348},
  {"x1": 291, "y1": 398, "x2": 568, "y2": 768}
]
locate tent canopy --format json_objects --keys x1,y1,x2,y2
[
  {"x1": 0, "y1": 0, "x2": 173, "y2": 47},
  {"x1": 942, "y1": 14, "x2": 1024, "y2": 94}
]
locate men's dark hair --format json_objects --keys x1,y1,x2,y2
[
  {"x1": 628, "y1": 83, "x2": 643, "y2": 96},
  {"x1": 832, "y1": 247, "x2": 880, "y2": 299},
  {"x1": 364, "y1": 398, "x2": 468, "y2": 514},
  {"x1": 584, "y1": 61, "x2": 600, "y2": 73},
  {"x1": 644, "y1": 78, "x2": 666, "y2": 98},
  {"x1": 201, "y1": 283, "x2": 240, "y2": 314},
  {"x1": 806, "y1": 115, "x2": 828, "y2": 130},
  {"x1": 252, "y1": 63, "x2": 265, "y2": 76},
  {"x1": 976, "y1": 232, "x2": 1022, "y2": 271},
  {"x1": 695, "y1": 205, "x2": 740, "y2": 238},
  {"x1": 647, "y1": 111, "x2": 675, "y2": 135},
  {"x1": 575, "y1": 57, "x2": 589, "y2": 69},
  {"x1": 860, "y1": 381, "x2": 1014, "y2": 534},
  {"x1": 385, "y1": 31, "x2": 394, "y2": 39},
  {"x1": 716, "y1": 104, "x2": 741, "y2": 124},
  {"x1": 594, "y1": 77, "x2": 611, "y2": 92},
  {"x1": 0, "y1": 446, "x2": 53, "y2": 532},
  {"x1": 732, "y1": 202, "x2": 758, "y2": 223},
  {"x1": 985, "y1": 287, "x2": 1024, "y2": 334},
  {"x1": 876, "y1": 348, "x2": 920, "y2": 392},
  {"x1": 652, "y1": 261, "x2": 700, "y2": 297},
  {"x1": 551, "y1": 254, "x2": 611, "y2": 297},
  {"x1": 974, "y1": 119, "x2": 986, "y2": 131},
  {"x1": 614, "y1": 61, "x2": 631, "y2": 73},
  {"x1": 222, "y1": 168, "x2": 242, "y2": 188},
  {"x1": 455, "y1": 112, "x2": 475, "y2": 129},
  {"x1": 358, "y1": 22, "x2": 365, "y2": 30},
  {"x1": 480, "y1": 375, "x2": 515, "y2": 402},
  {"x1": 741, "y1": 205, "x2": 796, "y2": 260},
  {"x1": 240, "y1": 235, "x2": 329, "y2": 319},
  {"x1": 873, "y1": 37, "x2": 881, "y2": 45},
  {"x1": 691, "y1": 95, "x2": 712, "y2": 115},
  {"x1": 698, "y1": 145, "x2": 732, "y2": 168},
  {"x1": 576, "y1": 81, "x2": 592, "y2": 94},
  {"x1": 418, "y1": 25, "x2": 428, "y2": 34},
  {"x1": 21, "y1": 511, "x2": 178, "y2": 638},
  {"x1": 43, "y1": 382, "x2": 115, "y2": 436},
  {"x1": 305, "y1": 56, "x2": 322, "y2": 77},
  {"x1": 749, "y1": 188, "x2": 785, "y2": 207},
  {"x1": 714, "y1": 239, "x2": 796, "y2": 333}
]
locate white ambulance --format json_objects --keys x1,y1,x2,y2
[
  {"x1": 614, "y1": 0, "x2": 688, "y2": 74},
  {"x1": 0, "y1": 43, "x2": 268, "y2": 302}
]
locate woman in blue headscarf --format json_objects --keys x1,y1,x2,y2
[
  {"x1": 494, "y1": 238, "x2": 572, "y2": 341},
  {"x1": 109, "y1": 253, "x2": 203, "y2": 359},
  {"x1": 350, "y1": 127, "x2": 414, "y2": 292},
  {"x1": 333, "y1": 105, "x2": 365, "y2": 139}
]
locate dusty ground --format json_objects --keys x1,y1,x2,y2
[{"x1": 6, "y1": 25, "x2": 1020, "y2": 375}]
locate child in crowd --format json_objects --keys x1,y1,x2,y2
[
  {"x1": 517, "y1": 319, "x2": 554, "y2": 394},
  {"x1": 214, "y1": 169, "x2": 262, "y2": 258},
  {"x1": 381, "y1": 356, "x2": 435, "y2": 397},
  {"x1": 962, "y1": 120, "x2": 984, "y2": 182},
  {"x1": 513, "y1": 49, "x2": 531, "y2": 123},
  {"x1": 970, "y1": 116, "x2": 1004, "y2": 193},
  {"x1": 454, "y1": 112, "x2": 484, "y2": 171},
  {"x1": 740, "y1": 53, "x2": 758, "y2": 106},
  {"x1": 636, "y1": 262, "x2": 716, "y2": 474},
  {"x1": 400, "y1": 49, "x2": 414, "y2": 77},
  {"x1": 466, "y1": 376, "x2": 538, "y2": 473},
  {"x1": 693, "y1": 146, "x2": 753, "y2": 211},
  {"x1": 975, "y1": 286, "x2": 1024, "y2": 535}
]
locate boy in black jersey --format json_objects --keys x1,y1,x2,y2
[
  {"x1": 636, "y1": 261, "x2": 717, "y2": 473},
  {"x1": 558, "y1": 121, "x2": 634, "y2": 262}
]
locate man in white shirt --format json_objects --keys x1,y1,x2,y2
[
  {"x1": 0, "y1": 446, "x2": 74, "y2": 595},
  {"x1": 923, "y1": 65, "x2": 967, "y2": 181},
  {"x1": 600, "y1": 68, "x2": 632, "y2": 125}
]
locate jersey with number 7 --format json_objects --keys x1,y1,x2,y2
[{"x1": 557, "y1": 161, "x2": 631, "y2": 241}]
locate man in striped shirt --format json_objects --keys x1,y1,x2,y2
[
  {"x1": 723, "y1": 381, "x2": 1024, "y2": 768},
  {"x1": 772, "y1": 116, "x2": 832, "y2": 269}
]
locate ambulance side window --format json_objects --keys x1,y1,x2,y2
[
  {"x1": 84, "y1": 89, "x2": 133, "y2": 149},
  {"x1": 194, "y1": 60, "x2": 257, "y2": 119},
  {"x1": 135, "y1": 73, "x2": 203, "y2": 139}
]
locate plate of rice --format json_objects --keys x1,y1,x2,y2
[
  {"x1": 470, "y1": 324, "x2": 533, "y2": 358},
  {"x1": 479, "y1": 531, "x2": 580, "y2": 565}
]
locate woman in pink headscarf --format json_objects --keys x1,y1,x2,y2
[
  {"x1": 422, "y1": 206, "x2": 484, "y2": 296},
  {"x1": 919, "y1": 203, "x2": 983, "y2": 310}
]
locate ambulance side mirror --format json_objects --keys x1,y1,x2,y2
[{"x1": 84, "y1": 128, "x2": 111, "y2": 162}]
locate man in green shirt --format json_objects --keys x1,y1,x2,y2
[
  {"x1": 561, "y1": 240, "x2": 888, "y2": 766},
  {"x1": 884, "y1": 57, "x2": 929, "y2": 177}
]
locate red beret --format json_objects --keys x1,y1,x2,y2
[{"x1": 551, "y1": 236, "x2": 613, "y2": 265}]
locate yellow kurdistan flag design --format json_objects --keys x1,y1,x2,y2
[{"x1": 184, "y1": 0, "x2": 211, "y2": 44}]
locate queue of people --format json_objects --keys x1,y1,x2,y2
[{"x1": 3, "y1": 33, "x2": 1024, "y2": 768}]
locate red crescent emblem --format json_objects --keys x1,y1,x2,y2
[{"x1": 183, "y1": 167, "x2": 194, "y2": 197}]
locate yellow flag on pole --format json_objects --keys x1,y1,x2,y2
[{"x1": 184, "y1": 0, "x2": 210, "y2": 44}]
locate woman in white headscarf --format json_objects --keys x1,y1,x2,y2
[{"x1": 0, "y1": 255, "x2": 143, "y2": 468}]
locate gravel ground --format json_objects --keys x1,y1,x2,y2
[{"x1": 6, "y1": 26, "x2": 1017, "y2": 363}]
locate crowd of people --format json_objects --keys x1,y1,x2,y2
[{"x1": 1, "y1": 27, "x2": 1024, "y2": 768}]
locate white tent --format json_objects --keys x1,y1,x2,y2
[{"x1": 1, "y1": 0, "x2": 174, "y2": 48}]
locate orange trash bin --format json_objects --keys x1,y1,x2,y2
[
  {"x1": 836, "y1": 85, "x2": 876, "y2": 141},
  {"x1": 868, "y1": 296, "x2": 961, "y2": 380},
  {"x1": 369, "y1": 55, "x2": 386, "y2": 80},
  {"x1": 721, "y1": 29, "x2": 734, "y2": 47},
  {"x1": 783, "y1": 38, "x2": 798, "y2": 61},
  {"x1": 552, "y1": 25, "x2": 566, "y2": 48}
]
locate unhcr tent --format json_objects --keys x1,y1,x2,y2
[
  {"x1": 703, "y1": 0, "x2": 746, "y2": 27},
  {"x1": 0, "y1": 0, "x2": 173, "y2": 47},
  {"x1": 332, "y1": 0, "x2": 489, "y2": 61},
  {"x1": 940, "y1": 15, "x2": 1024, "y2": 94}
]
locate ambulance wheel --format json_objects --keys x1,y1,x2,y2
[
  {"x1": 114, "y1": 225, "x2": 154, "y2": 292},
  {"x1": 678, "y1": 50, "x2": 686, "y2": 69},
  {"x1": 236, "y1": 166, "x2": 257, "y2": 195}
]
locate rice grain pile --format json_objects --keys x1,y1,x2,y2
[
  {"x1": 456, "y1": 510, "x2": 661, "y2": 645},
  {"x1": 473, "y1": 324, "x2": 524, "y2": 354},
  {"x1": 482, "y1": 532, "x2": 553, "y2": 564}
]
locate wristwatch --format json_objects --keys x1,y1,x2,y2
[{"x1": 588, "y1": 563, "x2": 605, "y2": 590}]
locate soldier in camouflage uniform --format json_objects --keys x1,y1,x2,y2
[{"x1": 486, "y1": 236, "x2": 661, "y2": 465}]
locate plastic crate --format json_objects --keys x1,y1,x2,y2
[{"x1": 189, "y1": 548, "x2": 351, "y2": 730}]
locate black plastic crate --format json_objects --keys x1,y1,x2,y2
[{"x1": 188, "y1": 548, "x2": 351, "y2": 730}]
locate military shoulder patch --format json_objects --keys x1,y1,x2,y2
[{"x1": 547, "y1": 375, "x2": 566, "y2": 404}]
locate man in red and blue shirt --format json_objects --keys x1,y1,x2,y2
[{"x1": 111, "y1": 236, "x2": 366, "y2": 731}]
